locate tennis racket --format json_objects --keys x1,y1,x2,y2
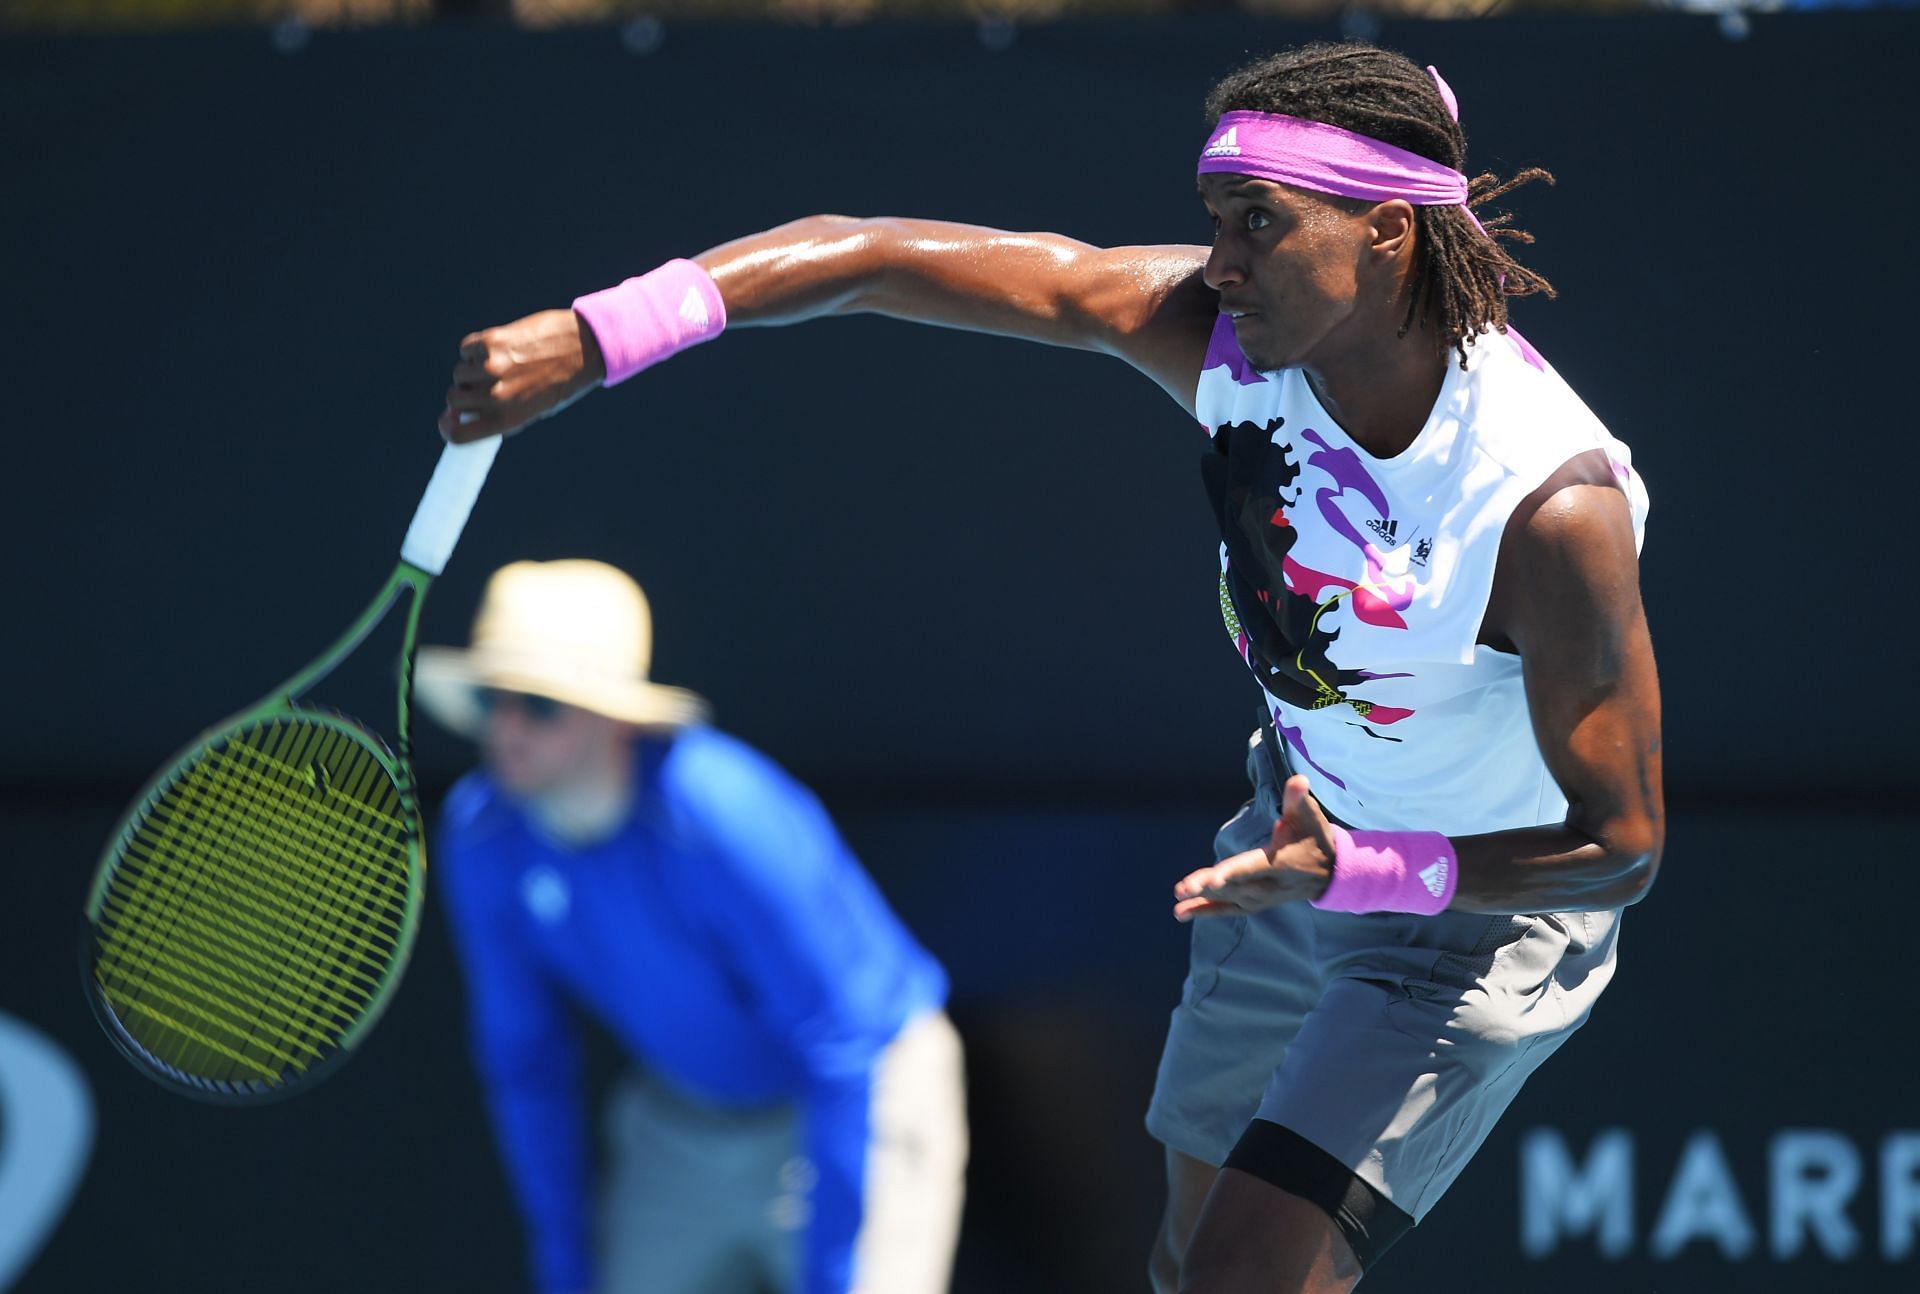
[{"x1": 81, "y1": 436, "x2": 501, "y2": 1103}]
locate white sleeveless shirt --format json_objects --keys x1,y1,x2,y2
[{"x1": 1196, "y1": 318, "x2": 1649, "y2": 837}]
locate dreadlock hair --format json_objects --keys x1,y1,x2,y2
[{"x1": 1205, "y1": 42, "x2": 1555, "y2": 369}]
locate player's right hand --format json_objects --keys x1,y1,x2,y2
[
  {"x1": 439, "y1": 308, "x2": 607, "y2": 443},
  {"x1": 1171, "y1": 774, "x2": 1336, "y2": 919}
]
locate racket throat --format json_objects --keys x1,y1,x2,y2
[{"x1": 274, "y1": 564, "x2": 431, "y2": 709}]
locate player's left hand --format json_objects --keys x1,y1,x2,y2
[{"x1": 1173, "y1": 774, "x2": 1337, "y2": 920}]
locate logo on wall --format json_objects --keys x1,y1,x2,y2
[
  {"x1": 1521, "y1": 1127, "x2": 1920, "y2": 1264},
  {"x1": 0, "y1": 1012, "x2": 95, "y2": 1291}
]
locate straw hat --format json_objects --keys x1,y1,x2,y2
[{"x1": 415, "y1": 559, "x2": 709, "y2": 738}]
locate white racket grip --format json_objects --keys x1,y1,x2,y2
[{"x1": 400, "y1": 435, "x2": 501, "y2": 575}]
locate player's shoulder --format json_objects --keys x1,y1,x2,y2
[
  {"x1": 1505, "y1": 447, "x2": 1642, "y2": 564},
  {"x1": 438, "y1": 769, "x2": 516, "y2": 848},
  {"x1": 1457, "y1": 330, "x2": 1621, "y2": 482},
  {"x1": 656, "y1": 725, "x2": 803, "y2": 811}
]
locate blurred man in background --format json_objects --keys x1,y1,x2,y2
[{"x1": 418, "y1": 558, "x2": 966, "y2": 1294}]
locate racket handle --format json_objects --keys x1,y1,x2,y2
[{"x1": 401, "y1": 435, "x2": 501, "y2": 575}]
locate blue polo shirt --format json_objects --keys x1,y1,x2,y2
[{"x1": 436, "y1": 725, "x2": 947, "y2": 1294}]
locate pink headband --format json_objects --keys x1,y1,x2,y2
[
  {"x1": 1194, "y1": 66, "x2": 1551, "y2": 369},
  {"x1": 1197, "y1": 65, "x2": 1469, "y2": 208}
]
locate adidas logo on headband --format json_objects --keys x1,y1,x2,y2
[{"x1": 1202, "y1": 126, "x2": 1241, "y2": 158}]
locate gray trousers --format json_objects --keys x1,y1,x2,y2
[{"x1": 599, "y1": 1010, "x2": 968, "y2": 1294}]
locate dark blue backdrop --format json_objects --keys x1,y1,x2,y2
[{"x1": 3, "y1": 12, "x2": 1916, "y2": 1292}]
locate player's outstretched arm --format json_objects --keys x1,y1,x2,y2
[{"x1": 439, "y1": 215, "x2": 1215, "y2": 442}]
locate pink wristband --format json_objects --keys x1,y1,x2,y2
[
  {"x1": 571, "y1": 258, "x2": 727, "y2": 387},
  {"x1": 1311, "y1": 825, "x2": 1458, "y2": 916}
]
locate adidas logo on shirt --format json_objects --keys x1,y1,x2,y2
[
  {"x1": 1203, "y1": 126, "x2": 1241, "y2": 158},
  {"x1": 1419, "y1": 859, "x2": 1449, "y2": 898},
  {"x1": 678, "y1": 286, "x2": 710, "y2": 329},
  {"x1": 1365, "y1": 518, "x2": 1400, "y2": 545}
]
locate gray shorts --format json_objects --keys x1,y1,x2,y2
[
  {"x1": 600, "y1": 1009, "x2": 968, "y2": 1294},
  {"x1": 1145, "y1": 731, "x2": 1621, "y2": 1222}
]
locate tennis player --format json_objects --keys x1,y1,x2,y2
[
  {"x1": 416, "y1": 559, "x2": 966, "y2": 1294},
  {"x1": 435, "y1": 43, "x2": 1663, "y2": 1294}
]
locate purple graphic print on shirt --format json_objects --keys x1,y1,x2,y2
[
  {"x1": 1202, "y1": 318, "x2": 1276, "y2": 388},
  {"x1": 1202, "y1": 396, "x2": 1423, "y2": 798}
]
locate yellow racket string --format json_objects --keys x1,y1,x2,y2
[
  {"x1": 97, "y1": 744, "x2": 402, "y2": 1079},
  {"x1": 113, "y1": 749, "x2": 402, "y2": 983},
  {"x1": 99, "y1": 775, "x2": 328, "y2": 1076},
  {"x1": 142, "y1": 732, "x2": 408, "y2": 953},
  {"x1": 100, "y1": 728, "x2": 393, "y2": 1035},
  {"x1": 99, "y1": 777, "x2": 377, "y2": 1076},
  {"x1": 93, "y1": 719, "x2": 413, "y2": 1086},
  {"x1": 103, "y1": 721, "x2": 407, "y2": 1070},
  {"x1": 102, "y1": 824, "x2": 375, "y2": 1056}
]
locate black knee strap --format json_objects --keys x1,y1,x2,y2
[{"x1": 1222, "y1": 1118, "x2": 1415, "y2": 1271}]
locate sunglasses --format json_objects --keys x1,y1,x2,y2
[{"x1": 473, "y1": 688, "x2": 569, "y2": 722}]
